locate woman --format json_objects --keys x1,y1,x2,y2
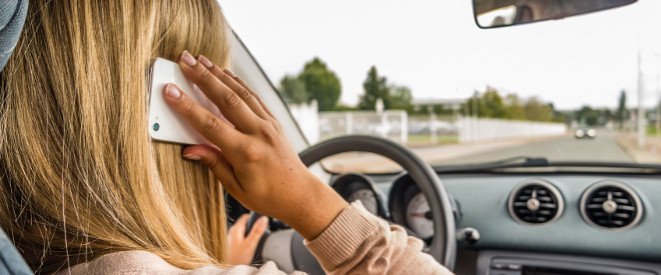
[{"x1": 0, "y1": 1, "x2": 451, "y2": 274}]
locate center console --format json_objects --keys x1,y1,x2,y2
[{"x1": 476, "y1": 250, "x2": 661, "y2": 275}]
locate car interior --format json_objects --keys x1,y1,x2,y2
[{"x1": 2, "y1": 0, "x2": 661, "y2": 274}]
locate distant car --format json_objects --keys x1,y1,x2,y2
[{"x1": 575, "y1": 128, "x2": 596, "y2": 139}]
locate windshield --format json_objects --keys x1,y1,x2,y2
[{"x1": 222, "y1": 0, "x2": 661, "y2": 173}]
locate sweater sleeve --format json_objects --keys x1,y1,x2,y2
[{"x1": 304, "y1": 201, "x2": 453, "y2": 275}]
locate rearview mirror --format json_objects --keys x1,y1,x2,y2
[{"x1": 473, "y1": 0, "x2": 637, "y2": 28}]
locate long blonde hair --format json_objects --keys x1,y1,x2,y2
[{"x1": 0, "y1": 0, "x2": 231, "y2": 273}]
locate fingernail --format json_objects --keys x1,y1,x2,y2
[
  {"x1": 224, "y1": 69, "x2": 236, "y2": 78},
  {"x1": 259, "y1": 217, "x2": 268, "y2": 227},
  {"x1": 198, "y1": 55, "x2": 213, "y2": 68},
  {"x1": 183, "y1": 154, "x2": 201, "y2": 160},
  {"x1": 165, "y1": 84, "x2": 181, "y2": 99},
  {"x1": 181, "y1": 50, "x2": 197, "y2": 67}
]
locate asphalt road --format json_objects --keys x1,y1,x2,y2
[{"x1": 435, "y1": 133, "x2": 633, "y2": 165}]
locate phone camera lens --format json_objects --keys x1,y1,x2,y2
[{"x1": 153, "y1": 123, "x2": 160, "y2": 131}]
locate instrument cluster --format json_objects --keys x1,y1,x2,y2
[{"x1": 331, "y1": 173, "x2": 434, "y2": 241}]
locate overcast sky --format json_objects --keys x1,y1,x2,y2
[{"x1": 220, "y1": 0, "x2": 661, "y2": 110}]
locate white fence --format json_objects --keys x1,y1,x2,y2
[
  {"x1": 456, "y1": 117, "x2": 567, "y2": 143},
  {"x1": 288, "y1": 105, "x2": 567, "y2": 145},
  {"x1": 319, "y1": 111, "x2": 408, "y2": 143}
]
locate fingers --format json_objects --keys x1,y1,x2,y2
[
  {"x1": 229, "y1": 214, "x2": 250, "y2": 237},
  {"x1": 228, "y1": 214, "x2": 266, "y2": 247},
  {"x1": 177, "y1": 51, "x2": 260, "y2": 131},
  {"x1": 231, "y1": 74, "x2": 275, "y2": 119},
  {"x1": 164, "y1": 84, "x2": 238, "y2": 146},
  {"x1": 182, "y1": 144, "x2": 243, "y2": 193},
  {"x1": 245, "y1": 216, "x2": 268, "y2": 245},
  {"x1": 198, "y1": 55, "x2": 270, "y2": 120}
]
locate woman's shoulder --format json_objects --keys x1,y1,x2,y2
[
  {"x1": 54, "y1": 250, "x2": 296, "y2": 275},
  {"x1": 54, "y1": 250, "x2": 186, "y2": 274}
]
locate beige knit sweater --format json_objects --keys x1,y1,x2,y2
[{"x1": 57, "y1": 202, "x2": 453, "y2": 274}]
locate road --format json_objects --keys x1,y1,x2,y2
[
  {"x1": 434, "y1": 133, "x2": 633, "y2": 165},
  {"x1": 321, "y1": 133, "x2": 635, "y2": 173}
]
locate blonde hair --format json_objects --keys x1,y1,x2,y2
[{"x1": 0, "y1": 0, "x2": 231, "y2": 273}]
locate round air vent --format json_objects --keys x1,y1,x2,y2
[
  {"x1": 580, "y1": 181, "x2": 642, "y2": 230},
  {"x1": 508, "y1": 180, "x2": 563, "y2": 225}
]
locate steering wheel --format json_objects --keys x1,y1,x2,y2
[{"x1": 246, "y1": 135, "x2": 456, "y2": 273}]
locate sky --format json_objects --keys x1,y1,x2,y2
[{"x1": 219, "y1": 0, "x2": 661, "y2": 110}]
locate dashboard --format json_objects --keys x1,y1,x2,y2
[{"x1": 330, "y1": 171, "x2": 661, "y2": 274}]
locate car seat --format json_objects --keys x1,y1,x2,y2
[
  {"x1": 0, "y1": 228, "x2": 31, "y2": 275},
  {"x1": 0, "y1": 0, "x2": 35, "y2": 274}
]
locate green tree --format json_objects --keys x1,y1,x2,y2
[
  {"x1": 547, "y1": 103, "x2": 567, "y2": 123},
  {"x1": 389, "y1": 85, "x2": 413, "y2": 112},
  {"x1": 599, "y1": 108, "x2": 614, "y2": 125},
  {"x1": 463, "y1": 87, "x2": 508, "y2": 118},
  {"x1": 462, "y1": 86, "x2": 564, "y2": 122},
  {"x1": 298, "y1": 57, "x2": 342, "y2": 111},
  {"x1": 576, "y1": 105, "x2": 599, "y2": 126},
  {"x1": 413, "y1": 104, "x2": 451, "y2": 115},
  {"x1": 504, "y1": 94, "x2": 526, "y2": 120},
  {"x1": 432, "y1": 104, "x2": 454, "y2": 115},
  {"x1": 279, "y1": 75, "x2": 307, "y2": 104},
  {"x1": 523, "y1": 97, "x2": 552, "y2": 122},
  {"x1": 332, "y1": 104, "x2": 357, "y2": 111},
  {"x1": 463, "y1": 91, "x2": 480, "y2": 117},
  {"x1": 358, "y1": 66, "x2": 390, "y2": 110},
  {"x1": 615, "y1": 90, "x2": 627, "y2": 128},
  {"x1": 481, "y1": 90, "x2": 508, "y2": 118},
  {"x1": 552, "y1": 113, "x2": 568, "y2": 123}
]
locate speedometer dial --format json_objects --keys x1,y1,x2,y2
[
  {"x1": 406, "y1": 193, "x2": 433, "y2": 239},
  {"x1": 347, "y1": 189, "x2": 378, "y2": 214},
  {"x1": 332, "y1": 173, "x2": 385, "y2": 217}
]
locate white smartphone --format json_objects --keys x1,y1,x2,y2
[{"x1": 148, "y1": 57, "x2": 227, "y2": 145}]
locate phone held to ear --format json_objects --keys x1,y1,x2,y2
[{"x1": 148, "y1": 58, "x2": 230, "y2": 145}]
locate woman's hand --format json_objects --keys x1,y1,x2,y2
[
  {"x1": 227, "y1": 214, "x2": 268, "y2": 265},
  {"x1": 163, "y1": 51, "x2": 348, "y2": 240}
]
